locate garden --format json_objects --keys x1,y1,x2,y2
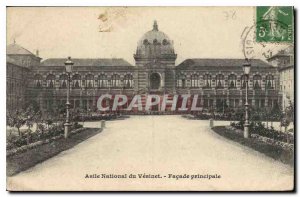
[
  {"x1": 211, "y1": 102, "x2": 294, "y2": 165},
  {"x1": 6, "y1": 103, "x2": 103, "y2": 176},
  {"x1": 6, "y1": 103, "x2": 84, "y2": 151}
]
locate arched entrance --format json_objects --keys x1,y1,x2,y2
[{"x1": 150, "y1": 73, "x2": 161, "y2": 90}]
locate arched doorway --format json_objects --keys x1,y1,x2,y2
[{"x1": 150, "y1": 73, "x2": 161, "y2": 90}]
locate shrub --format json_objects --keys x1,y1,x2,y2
[
  {"x1": 73, "y1": 122, "x2": 83, "y2": 129},
  {"x1": 12, "y1": 137, "x2": 27, "y2": 148},
  {"x1": 231, "y1": 120, "x2": 244, "y2": 130},
  {"x1": 250, "y1": 122, "x2": 294, "y2": 144}
]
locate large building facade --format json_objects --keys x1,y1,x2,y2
[{"x1": 7, "y1": 21, "x2": 282, "y2": 114}]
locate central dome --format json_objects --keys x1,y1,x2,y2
[{"x1": 134, "y1": 21, "x2": 176, "y2": 61}]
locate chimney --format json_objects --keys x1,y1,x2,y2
[{"x1": 36, "y1": 49, "x2": 39, "y2": 57}]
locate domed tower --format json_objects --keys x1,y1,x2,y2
[{"x1": 134, "y1": 21, "x2": 177, "y2": 93}]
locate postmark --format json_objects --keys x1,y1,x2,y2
[{"x1": 241, "y1": 19, "x2": 293, "y2": 60}]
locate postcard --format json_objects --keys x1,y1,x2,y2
[{"x1": 6, "y1": 6, "x2": 294, "y2": 191}]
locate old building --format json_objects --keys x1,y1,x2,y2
[
  {"x1": 6, "y1": 21, "x2": 282, "y2": 114},
  {"x1": 267, "y1": 46, "x2": 294, "y2": 110},
  {"x1": 6, "y1": 42, "x2": 41, "y2": 112}
]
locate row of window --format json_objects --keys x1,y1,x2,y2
[
  {"x1": 177, "y1": 74, "x2": 275, "y2": 89},
  {"x1": 36, "y1": 79, "x2": 134, "y2": 89},
  {"x1": 34, "y1": 74, "x2": 134, "y2": 89},
  {"x1": 35, "y1": 73, "x2": 133, "y2": 80},
  {"x1": 143, "y1": 39, "x2": 169, "y2": 45}
]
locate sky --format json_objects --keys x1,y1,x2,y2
[{"x1": 6, "y1": 7, "x2": 291, "y2": 65}]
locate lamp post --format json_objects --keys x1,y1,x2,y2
[
  {"x1": 64, "y1": 57, "x2": 74, "y2": 138},
  {"x1": 242, "y1": 60, "x2": 251, "y2": 138}
]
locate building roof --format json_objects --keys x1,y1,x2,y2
[
  {"x1": 6, "y1": 56, "x2": 19, "y2": 65},
  {"x1": 279, "y1": 65, "x2": 294, "y2": 72},
  {"x1": 176, "y1": 58, "x2": 274, "y2": 69},
  {"x1": 6, "y1": 55, "x2": 29, "y2": 70},
  {"x1": 267, "y1": 45, "x2": 294, "y2": 60},
  {"x1": 7, "y1": 43, "x2": 36, "y2": 56},
  {"x1": 41, "y1": 58, "x2": 134, "y2": 67}
]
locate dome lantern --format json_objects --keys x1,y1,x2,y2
[{"x1": 153, "y1": 20, "x2": 158, "y2": 31}]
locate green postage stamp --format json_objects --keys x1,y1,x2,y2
[{"x1": 256, "y1": 6, "x2": 293, "y2": 42}]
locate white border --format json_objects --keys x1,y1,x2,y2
[{"x1": 1, "y1": 0, "x2": 298, "y2": 196}]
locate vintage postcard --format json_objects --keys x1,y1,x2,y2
[{"x1": 6, "y1": 6, "x2": 294, "y2": 191}]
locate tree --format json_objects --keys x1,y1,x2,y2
[
  {"x1": 7, "y1": 104, "x2": 42, "y2": 136},
  {"x1": 7, "y1": 110, "x2": 27, "y2": 136}
]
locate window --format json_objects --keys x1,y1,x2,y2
[
  {"x1": 111, "y1": 74, "x2": 121, "y2": 88},
  {"x1": 143, "y1": 39, "x2": 149, "y2": 45},
  {"x1": 99, "y1": 74, "x2": 108, "y2": 88},
  {"x1": 124, "y1": 74, "x2": 133, "y2": 88},
  {"x1": 176, "y1": 73, "x2": 187, "y2": 88},
  {"x1": 228, "y1": 74, "x2": 237, "y2": 89},
  {"x1": 34, "y1": 74, "x2": 43, "y2": 88},
  {"x1": 86, "y1": 74, "x2": 94, "y2": 88},
  {"x1": 216, "y1": 74, "x2": 224, "y2": 89},
  {"x1": 203, "y1": 74, "x2": 211, "y2": 88},
  {"x1": 59, "y1": 74, "x2": 68, "y2": 89},
  {"x1": 162, "y1": 39, "x2": 168, "y2": 45},
  {"x1": 266, "y1": 75, "x2": 274, "y2": 89},
  {"x1": 153, "y1": 39, "x2": 158, "y2": 45},
  {"x1": 72, "y1": 74, "x2": 81, "y2": 89},
  {"x1": 241, "y1": 75, "x2": 247, "y2": 89},
  {"x1": 176, "y1": 79, "x2": 182, "y2": 88},
  {"x1": 191, "y1": 74, "x2": 200, "y2": 88},
  {"x1": 253, "y1": 75, "x2": 262, "y2": 90},
  {"x1": 182, "y1": 79, "x2": 186, "y2": 88},
  {"x1": 46, "y1": 74, "x2": 55, "y2": 89}
]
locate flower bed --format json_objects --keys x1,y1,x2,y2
[
  {"x1": 7, "y1": 127, "x2": 102, "y2": 176},
  {"x1": 73, "y1": 113, "x2": 120, "y2": 122},
  {"x1": 230, "y1": 121, "x2": 294, "y2": 144},
  {"x1": 6, "y1": 123, "x2": 84, "y2": 157},
  {"x1": 212, "y1": 126, "x2": 294, "y2": 165},
  {"x1": 251, "y1": 134, "x2": 294, "y2": 152}
]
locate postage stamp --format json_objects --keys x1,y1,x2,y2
[{"x1": 256, "y1": 6, "x2": 293, "y2": 42}]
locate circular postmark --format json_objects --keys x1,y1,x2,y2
[{"x1": 241, "y1": 20, "x2": 292, "y2": 60}]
